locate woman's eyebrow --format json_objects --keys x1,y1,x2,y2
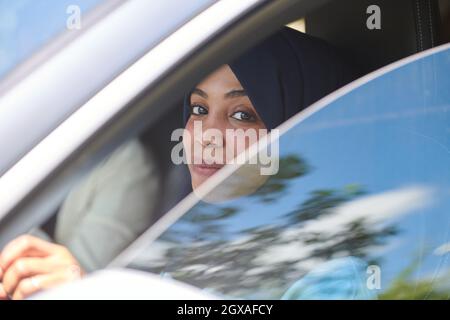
[
  {"x1": 225, "y1": 89, "x2": 247, "y2": 99},
  {"x1": 192, "y1": 88, "x2": 208, "y2": 98}
]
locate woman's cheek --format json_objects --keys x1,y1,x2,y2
[
  {"x1": 224, "y1": 126, "x2": 266, "y2": 163},
  {"x1": 223, "y1": 132, "x2": 246, "y2": 163}
]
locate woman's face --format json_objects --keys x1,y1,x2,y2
[{"x1": 184, "y1": 65, "x2": 267, "y2": 190}]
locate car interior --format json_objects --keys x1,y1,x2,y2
[
  {"x1": 306, "y1": 0, "x2": 445, "y2": 73},
  {"x1": 1, "y1": 0, "x2": 449, "y2": 273}
]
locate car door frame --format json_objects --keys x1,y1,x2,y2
[
  {"x1": 0, "y1": 0, "x2": 218, "y2": 177},
  {"x1": 0, "y1": 0, "x2": 334, "y2": 247}
]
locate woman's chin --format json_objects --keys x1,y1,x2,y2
[
  {"x1": 190, "y1": 162, "x2": 270, "y2": 204},
  {"x1": 189, "y1": 164, "x2": 221, "y2": 189}
]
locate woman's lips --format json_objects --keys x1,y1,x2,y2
[{"x1": 191, "y1": 162, "x2": 224, "y2": 177}]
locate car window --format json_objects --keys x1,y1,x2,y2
[
  {"x1": 0, "y1": 0, "x2": 217, "y2": 179},
  {"x1": 0, "y1": 0, "x2": 105, "y2": 79},
  {"x1": 0, "y1": 0, "x2": 260, "y2": 271},
  {"x1": 123, "y1": 46, "x2": 450, "y2": 300}
]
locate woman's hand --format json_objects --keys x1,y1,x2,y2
[
  {"x1": 0, "y1": 235, "x2": 83, "y2": 300},
  {"x1": 0, "y1": 270, "x2": 7, "y2": 300}
]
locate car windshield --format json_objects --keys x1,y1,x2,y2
[
  {"x1": 120, "y1": 45, "x2": 450, "y2": 300},
  {"x1": 0, "y1": 0, "x2": 106, "y2": 79}
]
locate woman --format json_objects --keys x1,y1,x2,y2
[
  {"x1": 0, "y1": 27, "x2": 357, "y2": 299},
  {"x1": 184, "y1": 26, "x2": 356, "y2": 191}
]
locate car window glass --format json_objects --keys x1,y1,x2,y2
[
  {"x1": 125, "y1": 47, "x2": 450, "y2": 300},
  {"x1": 0, "y1": 0, "x2": 106, "y2": 79}
]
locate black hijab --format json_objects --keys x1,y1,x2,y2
[{"x1": 184, "y1": 27, "x2": 358, "y2": 129}]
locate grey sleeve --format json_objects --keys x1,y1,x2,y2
[{"x1": 54, "y1": 140, "x2": 160, "y2": 272}]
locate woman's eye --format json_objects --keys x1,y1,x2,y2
[
  {"x1": 190, "y1": 104, "x2": 208, "y2": 116},
  {"x1": 231, "y1": 111, "x2": 255, "y2": 122}
]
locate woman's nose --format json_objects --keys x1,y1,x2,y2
[{"x1": 197, "y1": 115, "x2": 227, "y2": 146}]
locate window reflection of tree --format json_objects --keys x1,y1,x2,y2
[
  {"x1": 379, "y1": 254, "x2": 450, "y2": 300},
  {"x1": 134, "y1": 154, "x2": 447, "y2": 299}
]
